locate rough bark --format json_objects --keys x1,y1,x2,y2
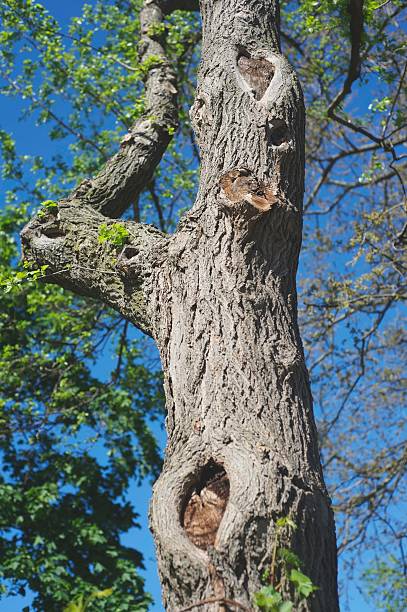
[
  {"x1": 71, "y1": 0, "x2": 179, "y2": 218},
  {"x1": 21, "y1": 202, "x2": 166, "y2": 336},
  {"x1": 148, "y1": 2, "x2": 338, "y2": 610},
  {"x1": 21, "y1": 1, "x2": 339, "y2": 611}
]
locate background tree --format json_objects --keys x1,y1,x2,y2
[{"x1": 0, "y1": 0, "x2": 405, "y2": 610}]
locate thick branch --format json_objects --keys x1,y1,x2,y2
[
  {"x1": 20, "y1": 203, "x2": 167, "y2": 336},
  {"x1": 70, "y1": 0, "x2": 179, "y2": 217},
  {"x1": 20, "y1": 0, "x2": 190, "y2": 321}
]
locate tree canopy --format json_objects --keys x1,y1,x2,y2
[{"x1": 0, "y1": 0, "x2": 405, "y2": 610}]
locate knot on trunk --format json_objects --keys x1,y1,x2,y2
[
  {"x1": 182, "y1": 461, "x2": 230, "y2": 550},
  {"x1": 267, "y1": 118, "x2": 290, "y2": 147},
  {"x1": 219, "y1": 167, "x2": 277, "y2": 212}
]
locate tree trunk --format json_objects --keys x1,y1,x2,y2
[
  {"x1": 21, "y1": 0, "x2": 339, "y2": 610},
  {"x1": 149, "y1": 2, "x2": 338, "y2": 610}
]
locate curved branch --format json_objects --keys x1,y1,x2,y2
[
  {"x1": 70, "y1": 0, "x2": 179, "y2": 217},
  {"x1": 25, "y1": 0, "x2": 195, "y2": 221},
  {"x1": 20, "y1": 202, "x2": 167, "y2": 336},
  {"x1": 20, "y1": 0, "x2": 193, "y2": 332}
]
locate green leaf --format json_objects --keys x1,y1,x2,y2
[
  {"x1": 289, "y1": 569, "x2": 319, "y2": 598},
  {"x1": 275, "y1": 517, "x2": 297, "y2": 531},
  {"x1": 63, "y1": 595, "x2": 85, "y2": 612},
  {"x1": 253, "y1": 585, "x2": 282, "y2": 610},
  {"x1": 88, "y1": 587, "x2": 113, "y2": 600},
  {"x1": 261, "y1": 567, "x2": 271, "y2": 584},
  {"x1": 40, "y1": 199, "x2": 58, "y2": 208},
  {"x1": 278, "y1": 602, "x2": 293, "y2": 612},
  {"x1": 277, "y1": 547, "x2": 302, "y2": 569},
  {"x1": 98, "y1": 222, "x2": 129, "y2": 247}
]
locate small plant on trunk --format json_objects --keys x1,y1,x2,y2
[{"x1": 253, "y1": 517, "x2": 318, "y2": 612}]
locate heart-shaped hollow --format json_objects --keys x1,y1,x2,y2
[{"x1": 237, "y1": 54, "x2": 275, "y2": 101}]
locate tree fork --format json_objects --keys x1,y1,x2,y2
[{"x1": 21, "y1": 0, "x2": 339, "y2": 610}]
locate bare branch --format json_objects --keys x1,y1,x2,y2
[{"x1": 327, "y1": 0, "x2": 364, "y2": 121}]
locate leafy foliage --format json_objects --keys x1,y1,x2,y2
[
  {"x1": 280, "y1": 0, "x2": 407, "y2": 593},
  {"x1": 0, "y1": 0, "x2": 200, "y2": 606},
  {"x1": 362, "y1": 555, "x2": 407, "y2": 611},
  {"x1": 0, "y1": 203, "x2": 163, "y2": 609},
  {"x1": 254, "y1": 518, "x2": 318, "y2": 611},
  {"x1": 63, "y1": 588, "x2": 113, "y2": 612},
  {"x1": 289, "y1": 569, "x2": 318, "y2": 599},
  {"x1": 253, "y1": 585, "x2": 293, "y2": 612},
  {"x1": 98, "y1": 222, "x2": 130, "y2": 247},
  {"x1": 0, "y1": 0, "x2": 405, "y2": 609}
]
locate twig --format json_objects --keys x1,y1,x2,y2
[
  {"x1": 374, "y1": 0, "x2": 392, "y2": 9},
  {"x1": 1, "y1": 74, "x2": 106, "y2": 157},
  {"x1": 322, "y1": 298, "x2": 394, "y2": 438},
  {"x1": 281, "y1": 31, "x2": 305, "y2": 57},
  {"x1": 324, "y1": 0, "x2": 407, "y2": 203},
  {"x1": 382, "y1": 62, "x2": 407, "y2": 138},
  {"x1": 149, "y1": 180, "x2": 167, "y2": 231},
  {"x1": 111, "y1": 320, "x2": 129, "y2": 382}
]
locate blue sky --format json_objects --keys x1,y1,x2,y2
[{"x1": 0, "y1": 1, "x2": 380, "y2": 610}]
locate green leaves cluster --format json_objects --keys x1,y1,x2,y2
[
  {"x1": 37, "y1": 199, "x2": 58, "y2": 218},
  {"x1": 98, "y1": 222, "x2": 129, "y2": 247},
  {"x1": 253, "y1": 518, "x2": 318, "y2": 611},
  {"x1": 0, "y1": 205, "x2": 163, "y2": 610},
  {"x1": 362, "y1": 555, "x2": 407, "y2": 611},
  {"x1": 254, "y1": 586, "x2": 293, "y2": 612},
  {"x1": 1, "y1": 261, "x2": 49, "y2": 294},
  {"x1": 64, "y1": 587, "x2": 113, "y2": 612},
  {"x1": 0, "y1": 0, "x2": 200, "y2": 223},
  {"x1": 0, "y1": 1, "x2": 202, "y2": 607},
  {"x1": 289, "y1": 569, "x2": 318, "y2": 599}
]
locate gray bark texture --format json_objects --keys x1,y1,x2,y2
[{"x1": 21, "y1": 0, "x2": 339, "y2": 610}]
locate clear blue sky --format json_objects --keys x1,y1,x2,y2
[{"x1": 0, "y1": 1, "x2": 376, "y2": 610}]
